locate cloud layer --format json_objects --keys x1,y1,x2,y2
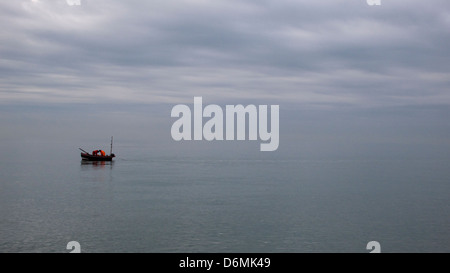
[{"x1": 1, "y1": 0, "x2": 449, "y2": 107}]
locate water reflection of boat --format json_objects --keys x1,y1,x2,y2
[
  {"x1": 80, "y1": 159, "x2": 114, "y2": 171},
  {"x1": 80, "y1": 160, "x2": 113, "y2": 166},
  {"x1": 79, "y1": 137, "x2": 116, "y2": 162}
]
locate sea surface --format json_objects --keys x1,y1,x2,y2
[{"x1": 0, "y1": 140, "x2": 449, "y2": 253}]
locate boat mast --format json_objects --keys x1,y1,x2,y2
[{"x1": 110, "y1": 136, "x2": 113, "y2": 155}]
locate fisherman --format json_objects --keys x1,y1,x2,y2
[
  {"x1": 100, "y1": 150, "x2": 106, "y2": 156},
  {"x1": 92, "y1": 150, "x2": 99, "y2": 156}
]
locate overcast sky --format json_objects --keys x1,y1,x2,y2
[
  {"x1": 1, "y1": 0, "x2": 449, "y2": 158},
  {"x1": 1, "y1": 0, "x2": 449, "y2": 107}
]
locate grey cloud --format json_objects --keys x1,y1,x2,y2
[{"x1": 0, "y1": 0, "x2": 449, "y2": 107}]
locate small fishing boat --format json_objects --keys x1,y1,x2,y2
[
  {"x1": 80, "y1": 152, "x2": 115, "y2": 161},
  {"x1": 80, "y1": 137, "x2": 116, "y2": 161}
]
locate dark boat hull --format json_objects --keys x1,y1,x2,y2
[{"x1": 81, "y1": 153, "x2": 115, "y2": 161}]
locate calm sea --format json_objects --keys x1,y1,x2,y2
[{"x1": 0, "y1": 140, "x2": 449, "y2": 253}]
